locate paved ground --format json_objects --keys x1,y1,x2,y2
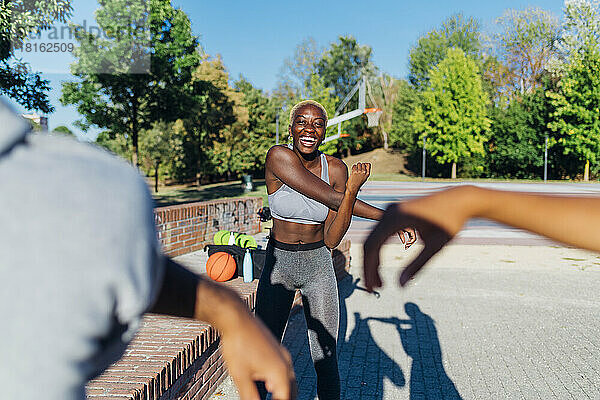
[{"x1": 210, "y1": 181, "x2": 600, "y2": 399}]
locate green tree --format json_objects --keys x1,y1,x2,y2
[
  {"x1": 550, "y1": 0, "x2": 600, "y2": 75},
  {"x1": 485, "y1": 7, "x2": 560, "y2": 103},
  {"x1": 209, "y1": 71, "x2": 251, "y2": 180},
  {"x1": 389, "y1": 80, "x2": 421, "y2": 151},
  {"x1": 173, "y1": 56, "x2": 235, "y2": 185},
  {"x1": 95, "y1": 130, "x2": 129, "y2": 160},
  {"x1": 316, "y1": 36, "x2": 380, "y2": 152},
  {"x1": 234, "y1": 77, "x2": 278, "y2": 175},
  {"x1": 411, "y1": 48, "x2": 490, "y2": 178},
  {"x1": 547, "y1": 49, "x2": 600, "y2": 180},
  {"x1": 52, "y1": 125, "x2": 74, "y2": 136},
  {"x1": 546, "y1": 0, "x2": 600, "y2": 180},
  {"x1": 139, "y1": 121, "x2": 175, "y2": 192},
  {"x1": 0, "y1": 0, "x2": 72, "y2": 112},
  {"x1": 368, "y1": 74, "x2": 401, "y2": 149},
  {"x1": 487, "y1": 87, "x2": 551, "y2": 178},
  {"x1": 316, "y1": 36, "x2": 375, "y2": 102},
  {"x1": 61, "y1": 0, "x2": 200, "y2": 166},
  {"x1": 275, "y1": 37, "x2": 322, "y2": 99},
  {"x1": 408, "y1": 14, "x2": 481, "y2": 90}
]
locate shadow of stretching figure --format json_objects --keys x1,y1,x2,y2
[
  {"x1": 371, "y1": 302, "x2": 462, "y2": 400},
  {"x1": 337, "y1": 276, "x2": 404, "y2": 400}
]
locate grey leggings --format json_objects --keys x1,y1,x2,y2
[{"x1": 255, "y1": 238, "x2": 340, "y2": 400}]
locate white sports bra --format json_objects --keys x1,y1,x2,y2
[{"x1": 268, "y1": 145, "x2": 330, "y2": 225}]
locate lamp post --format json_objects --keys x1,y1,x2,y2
[
  {"x1": 544, "y1": 135, "x2": 548, "y2": 183},
  {"x1": 422, "y1": 135, "x2": 427, "y2": 181}
]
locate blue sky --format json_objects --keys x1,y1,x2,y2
[{"x1": 10, "y1": 0, "x2": 565, "y2": 139}]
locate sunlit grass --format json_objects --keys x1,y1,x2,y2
[{"x1": 152, "y1": 178, "x2": 268, "y2": 207}]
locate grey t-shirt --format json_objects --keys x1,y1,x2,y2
[{"x1": 0, "y1": 100, "x2": 164, "y2": 399}]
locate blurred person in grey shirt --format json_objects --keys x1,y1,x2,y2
[{"x1": 0, "y1": 98, "x2": 296, "y2": 400}]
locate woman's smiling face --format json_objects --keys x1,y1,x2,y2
[{"x1": 289, "y1": 104, "x2": 326, "y2": 154}]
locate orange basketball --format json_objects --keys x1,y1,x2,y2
[{"x1": 206, "y1": 252, "x2": 237, "y2": 282}]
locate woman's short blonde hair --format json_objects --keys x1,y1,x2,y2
[{"x1": 288, "y1": 100, "x2": 328, "y2": 127}]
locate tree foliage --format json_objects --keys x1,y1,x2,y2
[
  {"x1": 547, "y1": 48, "x2": 600, "y2": 175},
  {"x1": 485, "y1": 7, "x2": 560, "y2": 103},
  {"x1": 316, "y1": 36, "x2": 380, "y2": 153},
  {"x1": 0, "y1": 0, "x2": 72, "y2": 112},
  {"x1": 275, "y1": 37, "x2": 322, "y2": 99},
  {"x1": 52, "y1": 125, "x2": 74, "y2": 136},
  {"x1": 316, "y1": 35, "x2": 375, "y2": 102},
  {"x1": 234, "y1": 77, "x2": 278, "y2": 174},
  {"x1": 95, "y1": 130, "x2": 129, "y2": 160},
  {"x1": 551, "y1": 0, "x2": 600, "y2": 74},
  {"x1": 171, "y1": 56, "x2": 236, "y2": 184},
  {"x1": 389, "y1": 80, "x2": 421, "y2": 151},
  {"x1": 368, "y1": 74, "x2": 400, "y2": 149},
  {"x1": 408, "y1": 14, "x2": 481, "y2": 90},
  {"x1": 487, "y1": 87, "x2": 551, "y2": 178},
  {"x1": 412, "y1": 48, "x2": 490, "y2": 178},
  {"x1": 62, "y1": 0, "x2": 200, "y2": 166},
  {"x1": 543, "y1": 0, "x2": 600, "y2": 179},
  {"x1": 139, "y1": 120, "x2": 177, "y2": 192}
]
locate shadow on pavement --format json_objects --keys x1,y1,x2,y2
[
  {"x1": 336, "y1": 276, "x2": 406, "y2": 400},
  {"x1": 283, "y1": 274, "x2": 462, "y2": 400},
  {"x1": 370, "y1": 303, "x2": 462, "y2": 400}
]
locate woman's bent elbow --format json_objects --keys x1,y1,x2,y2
[{"x1": 324, "y1": 237, "x2": 341, "y2": 249}]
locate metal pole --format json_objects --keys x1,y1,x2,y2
[
  {"x1": 544, "y1": 135, "x2": 548, "y2": 183},
  {"x1": 422, "y1": 135, "x2": 426, "y2": 181},
  {"x1": 276, "y1": 113, "x2": 279, "y2": 145}
]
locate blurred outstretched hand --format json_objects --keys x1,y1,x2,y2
[{"x1": 362, "y1": 187, "x2": 471, "y2": 291}]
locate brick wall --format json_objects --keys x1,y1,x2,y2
[
  {"x1": 155, "y1": 197, "x2": 263, "y2": 257},
  {"x1": 86, "y1": 197, "x2": 352, "y2": 400}
]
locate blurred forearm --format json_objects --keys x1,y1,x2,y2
[{"x1": 473, "y1": 186, "x2": 600, "y2": 252}]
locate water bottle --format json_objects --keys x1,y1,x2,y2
[
  {"x1": 243, "y1": 249, "x2": 253, "y2": 282},
  {"x1": 227, "y1": 232, "x2": 236, "y2": 245}
]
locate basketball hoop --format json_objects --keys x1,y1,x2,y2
[{"x1": 364, "y1": 108, "x2": 382, "y2": 127}]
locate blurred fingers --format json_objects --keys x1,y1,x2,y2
[
  {"x1": 231, "y1": 373, "x2": 260, "y2": 400},
  {"x1": 268, "y1": 376, "x2": 297, "y2": 400},
  {"x1": 398, "y1": 229, "x2": 450, "y2": 286},
  {"x1": 363, "y1": 245, "x2": 383, "y2": 291}
]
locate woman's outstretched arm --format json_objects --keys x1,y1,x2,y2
[{"x1": 363, "y1": 185, "x2": 600, "y2": 291}]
